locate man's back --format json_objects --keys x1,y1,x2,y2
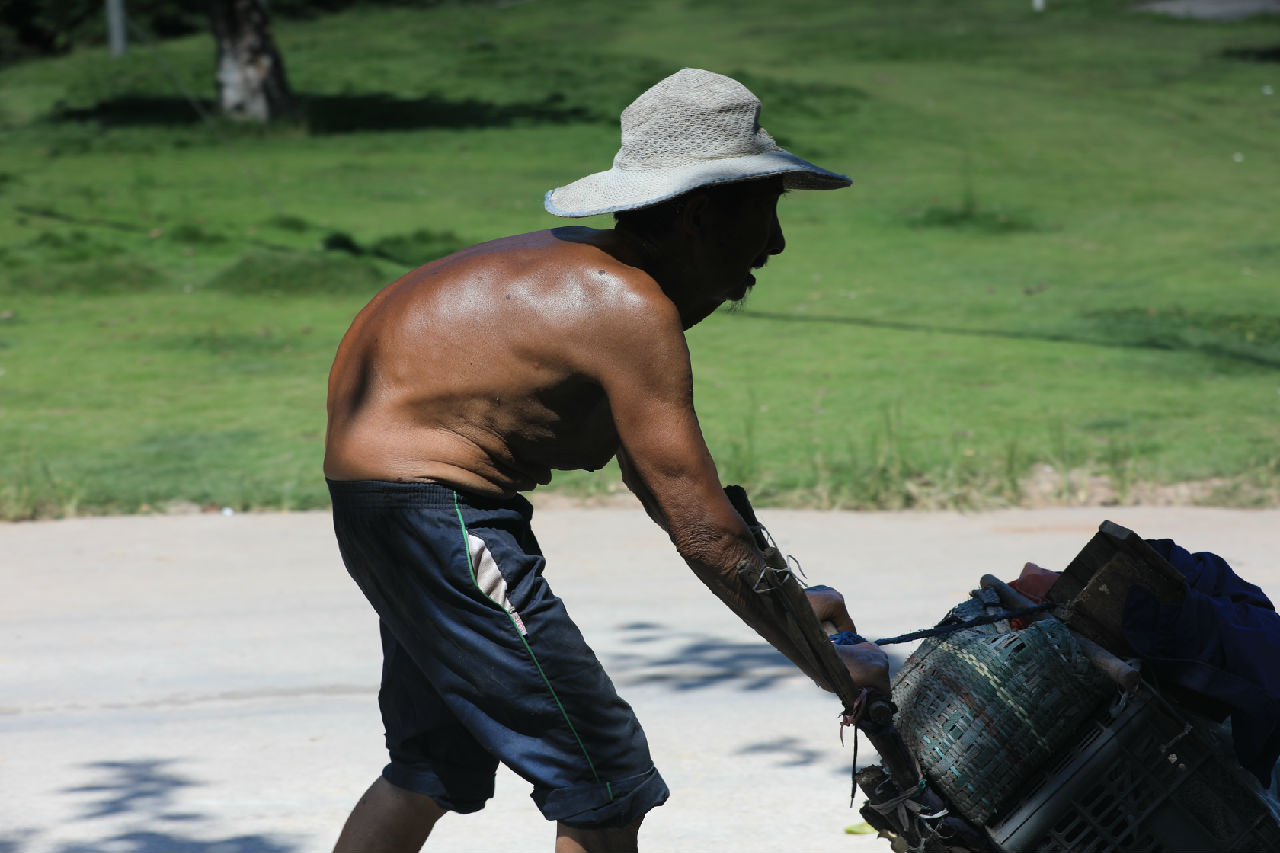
[{"x1": 323, "y1": 227, "x2": 676, "y2": 496}]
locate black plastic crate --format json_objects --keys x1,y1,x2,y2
[{"x1": 988, "y1": 685, "x2": 1280, "y2": 852}]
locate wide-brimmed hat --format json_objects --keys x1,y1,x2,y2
[{"x1": 544, "y1": 68, "x2": 851, "y2": 218}]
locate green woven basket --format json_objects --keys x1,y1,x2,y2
[{"x1": 893, "y1": 595, "x2": 1112, "y2": 824}]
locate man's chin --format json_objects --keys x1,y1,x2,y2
[{"x1": 724, "y1": 286, "x2": 754, "y2": 313}]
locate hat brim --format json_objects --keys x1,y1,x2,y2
[{"x1": 543, "y1": 149, "x2": 851, "y2": 218}]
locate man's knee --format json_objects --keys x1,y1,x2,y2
[
  {"x1": 554, "y1": 816, "x2": 643, "y2": 853},
  {"x1": 378, "y1": 776, "x2": 448, "y2": 814},
  {"x1": 334, "y1": 777, "x2": 447, "y2": 853}
]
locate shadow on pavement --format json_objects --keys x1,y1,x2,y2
[
  {"x1": 0, "y1": 831, "x2": 38, "y2": 853},
  {"x1": 0, "y1": 759, "x2": 299, "y2": 853},
  {"x1": 736, "y1": 736, "x2": 825, "y2": 768},
  {"x1": 64, "y1": 759, "x2": 198, "y2": 820},
  {"x1": 609, "y1": 622, "x2": 907, "y2": 692}
]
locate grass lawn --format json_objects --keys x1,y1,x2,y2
[{"x1": 1, "y1": 0, "x2": 1277, "y2": 518}]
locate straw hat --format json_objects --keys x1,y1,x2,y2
[{"x1": 544, "y1": 68, "x2": 851, "y2": 218}]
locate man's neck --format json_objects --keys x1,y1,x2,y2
[{"x1": 610, "y1": 225, "x2": 702, "y2": 328}]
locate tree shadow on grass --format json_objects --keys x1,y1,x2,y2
[
  {"x1": 731, "y1": 309, "x2": 1280, "y2": 371},
  {"x1": 49, "y1": 91, "x2": 594, "y2": 132},
  {"x1": 51, "y1": 96, "x2": 214, "y2": 126},
  {"x1": 1221, "y1": 45, "x2": 1280, "y2": 63},
  {"x1": 0, "y1": 759, "x2": 300, "y2": 853},
  {"x1": 302, "y1": 92, "x2": 592, "y2": 133}
]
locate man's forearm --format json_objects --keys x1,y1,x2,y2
[
  {"x1": 627, "y1": 459, "x2": 838, "y2": 688},
  {"x1": 678, "y1": 539, "x2": 837, "y2": 692}
]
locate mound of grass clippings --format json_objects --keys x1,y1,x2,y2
[
  {"x1": 1, "y1": 256, "x2": 167, "y2": 295},
  {"x1": 204, "y1": 250, "x2": 387, "y2": 296}
]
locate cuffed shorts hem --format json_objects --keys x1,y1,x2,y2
[
  {"x1": 381, "y1": 761, "x2": 492, "y2": 815},
  {"x1": 535, "y1": 766, "x2": 670, "y2": 829}
]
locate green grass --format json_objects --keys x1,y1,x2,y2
[{"x1": 1, "y1": 0, "x2": 1278, "y2": 517}]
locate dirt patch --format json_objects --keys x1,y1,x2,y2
[{"x1": 1017, "y1": 464, "x2": 1248, "y2": 508}]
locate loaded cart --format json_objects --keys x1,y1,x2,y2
[
  {"x1": 727, "y1": 484, "x2": 1280, "y2": 853},
  {"x1": 856, "y1": 521, "x2": 1280, "y2": 853}
]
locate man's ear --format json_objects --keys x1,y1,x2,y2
[{"x1": 677, "y1": 191, "x2": 714, "y2": 241}]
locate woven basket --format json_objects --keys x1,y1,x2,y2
[{"x1": 893, "y1": 597, "x2": 1111, "y2": 824}]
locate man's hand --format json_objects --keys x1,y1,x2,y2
[
  {"x1": 804, "y1": 584, "x2": 856, "y2": 633},
  {"x1": 805, "y1": 585, "x2": 891, "y2": 696},
  {"x1": 833, "y1": 641, "x2": 891, "y2": 697}
]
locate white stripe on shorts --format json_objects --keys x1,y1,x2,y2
[{"x1": 467, "y1": 532, "x2": 528, "y2": 636}]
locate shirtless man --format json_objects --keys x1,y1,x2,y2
[{"x1": 324, "y1": 69, "x2": 890, "y2": 853}]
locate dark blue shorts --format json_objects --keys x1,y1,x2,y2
[{"x1": 327, "y1": 479, "x2": 669, "y2": 828}]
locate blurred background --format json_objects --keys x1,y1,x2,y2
[{"x1": 0, "y1": 0, "x2": 1277, "y2": 518}]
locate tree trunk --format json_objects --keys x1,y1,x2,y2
[{"x1": 208, "y1": 0, "x2": 294, "y2": 122}]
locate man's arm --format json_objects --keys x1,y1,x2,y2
[
  {"x1": 582, "y1": 290, "x2": 886, "y2": 694},
  {"x1": 616, "y1": 446, "x2": 667, "y2": 532}
]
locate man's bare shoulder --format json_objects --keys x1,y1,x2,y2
[
  {"x1": 438, "y1": 227, "x2": 680, "y2": 326},
  {"x1": 480, "y1": 227, "x2": 658, "y2": 284}
]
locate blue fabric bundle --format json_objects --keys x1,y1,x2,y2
[{"x1": 1124, "y1": 539, "x2": 1280, "y2": 786}]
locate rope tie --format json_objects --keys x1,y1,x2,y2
[
  {"x1": 838, "y1": 689, "x2": 869, "y2": 805},
  {"x1": 840, "y1": 688, "x2": 869, "y2": 739},
  {"x1": 830, "y1": 602, "x2": 1055, "y2": 648},
  {"x1": 867, "y1": 777, "x2": 948, "y2": 830}
]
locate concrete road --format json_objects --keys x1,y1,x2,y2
[{"x1": 3, "y1": 505, "x2": 1277, "y2": 852}]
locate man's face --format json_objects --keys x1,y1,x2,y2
[{"x1": 708, "y1": 179, "x2": 787, "y2": 307}]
